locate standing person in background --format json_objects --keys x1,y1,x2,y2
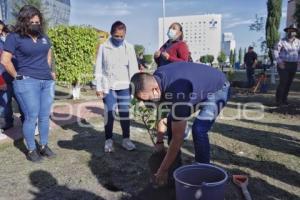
[
  {"x1": 0, "y1": 24, "x2": 25, "y2": 131},
  {"x1": 244, "y1": 46, "x2": 258, "y2": 88},
  {"x1": 154, "y1": 22, "x2": 189, "y2": 67},
  {"x1": 1, "y1": 5, "x2": 56, "y2": 162},
  {"x1": 95, "y1": 21, "x2": 139, "y2": 153},
  {"x1": 274, "y1": 24, "x2": 300, "y2": 106}
]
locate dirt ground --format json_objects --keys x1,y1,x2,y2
[{"x1": 0, "y1": 85, "x2": 299, "y2": 200}]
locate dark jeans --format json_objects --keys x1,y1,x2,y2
[
  {"x1": 276, "y1": 62, "x2": 297, "y2": 104},
  {"x1": 13, "y1": 77, "x2": 55, "y2": 151},
  {"x1": 0, "y1": 83, "x2": 24, "y2": 128},
  {"x1": 246, "y1": 67, "x2": 255, "y2": 87},
  {"x1": 167, "y1": 82, "x2": 230, "y2": 164},
  {"x1": 103, "y1": 89, "x2": 130, "y2": 140}
]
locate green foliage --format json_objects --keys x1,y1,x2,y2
[
  {"x1": 233, "y1": 50, "x2": 236, "y2": 65},
  {"x1": 266, "y1": 0, "x2": 282, "y2": 63},
  {"x1": 249, "y1": 14, "x2": 265, "y2": 32},
  {"x1": 134, "y1": 44, "x2": 145, "y2": 56},
  {"x1": 229, "y1": 50, "x2": 234, "y2": 66},
  {"x1": 230, "y1": 49, "x2": 236, "y2": 67},
  {"x1": 227, "y1": 69, "x2": 235, "y2": 82},
  {"x1": 200, "y1": 55, "x2": 214, "y2": 65},
  {"x1": 238, "y1": 48, "x2": 243, "y2": 64},
  {"x1": 131, "y1": 98, "x2": 158, "y2": 146},
  {"x1": 217, "y1": 51, "x2": 227, "y2": 64},
  {"x1": 200, "y1": 55, "x2": 208, "y2": 64},
  {"x1": 143, "y1": 54, "x2": 154, "y2": 65},
  {"x1": 206, "y1": 55, "x2": 214, "y2": 65},
  {"x1": 48, "y1": 25, "x2": 99, "y2": 85}
]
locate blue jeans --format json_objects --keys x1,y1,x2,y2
[
  {"x1": 167, "y1": 82, "x2": 230, "y2": 164},
  {"x1": 0, "y1": 83, "x2": 24, "y2": 127},
  {"x1": 13, "y1": 77, "x2": 55, "y2": 151},
  {"x1": 103, "y1": 89, "x2": 130, "y2": 140}
]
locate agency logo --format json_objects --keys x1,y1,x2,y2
[
  {"x1": 209, "y1": 19, "x2": 218, "y2": 29},
  {"x1": 42, "y1": 38, "x2": 48, "y2": 45}
]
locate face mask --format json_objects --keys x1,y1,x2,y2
[
  {"x1": 167, "y1": 29, "x2": 178, "y2": 40},
  {"x1": 287, "y1": 32, "x2": 297, "y2": 39},
  {"x1": 111, "y1": 37, "x2": 124, "y2": 47},
  {"x1": 0, "y1": 36, "x2": 6, "y2": 42},
  {"x1": 28, "y1": 24, "x2": 42, "y2": 36}
]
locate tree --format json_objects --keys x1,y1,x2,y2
[
  {"x1": 217, "y1": 51, "x2": 227, "y2": 70},
  {"x1": 200, "y1": 55, "x2": 214, "y2": 65},
  {"x1": 200, "y1": 55, "x2": 208, "y2": 64},
  {"x1": 266, "y1": 0, "x2": 282, "y2": 64},
  {"x1": 238, "y1": 48, "x2": 243, "y2": 64},
  {"x1": 217, "y1": 51, "x2": 227, "y2": 65},
  {"x1": 143, "y1": 54, "x2": 153, "y2": 65},
  {"x1": 134, "y1": 44, "x2": 145, "y2": 57},
  {"x1": 206, "y1": 55, "x2": 214, "y2": 66},
  {"x1": 48, "y1": 26, "x2": 99, "y2": 86},
  {"x1": 233, "y1": 49, "x2": 237, "y2": 66},
  {"x1": 229, "y1": 50, "x2": 234, "y2": 67},
  {"x1": 249, "y1": 14, "x2": 265, "y2": 32}
]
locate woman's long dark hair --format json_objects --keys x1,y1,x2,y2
[{"x1": 14, "y1": 5, "x2": 44, "y2": 36}]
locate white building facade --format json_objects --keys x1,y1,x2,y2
[
  {"x1": 287, "y1": 0, "x2": 296, "y2": 26},
  {"x1": 159, "y1": 14, "x2": 222, "y2": 62},
  {"x1": 222, "y1": 32, "x2": 236, "y2": 62},
  {"x1": 0, "y1": 0, "x2": 70, "y2": 27}
]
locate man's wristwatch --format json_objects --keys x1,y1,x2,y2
[{"x1": 15, "y1": 75, "x2": 24, "y2": 80}]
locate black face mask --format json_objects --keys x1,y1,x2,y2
[{"x1": 28, "y1": 24, "x2": 42, "y2": 36}]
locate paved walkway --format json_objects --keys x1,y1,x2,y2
[{"x1": 0, "y1": 100, "x2": 104, "y2": 142}]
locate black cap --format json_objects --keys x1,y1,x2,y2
[{"x1": 284, "y1": 24, "x2": 298, "y2": 32}]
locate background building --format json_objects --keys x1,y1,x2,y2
[
  {"x1": 287, "y1": 0, "x2": 296, "y2": 26},
  {"x1": 43, "y1": 0, "x2": 71, "y2": 27},
  {"x1": 159, "y1": 14, "x2": 222, "y2": 62},
  {"x1": 0, "y1": 0, "x2": 71, "y2": 27},
  {"x1": 222, "y1": 32, "x2": 236, "y2": 62}
]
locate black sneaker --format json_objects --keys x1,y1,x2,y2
[
  {"x1": 27, "y1": 149, "x2": 43, "y2": 163},
  {"x1": 39, "y1": 145, "x2": 56, "y2": 158}
]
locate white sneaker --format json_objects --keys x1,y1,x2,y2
[
  {"x1": 122, "y1": 138, "x2": 136, "y2": 151},
  {"x1": 104, "y1": 139, "x2": 114, "y2": 153}
]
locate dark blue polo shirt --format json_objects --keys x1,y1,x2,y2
[
  {"x1": 154, "y1": 62, "x2": 227, "y2": 120},
  {"x1": 4, "y1": 33, "x2": 52, "y2": 80}
]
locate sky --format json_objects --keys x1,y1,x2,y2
[{"x1": 70, "y1": 0, "x2": 288, "y2": 55}]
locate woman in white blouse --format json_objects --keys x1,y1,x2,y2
[{"x1": 95, "y1": 21, "x2": 139, "y2": 153}]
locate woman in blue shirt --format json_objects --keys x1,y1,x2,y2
[{"x1": 1, "y1": 5, "x2": 55, "y2": 162}]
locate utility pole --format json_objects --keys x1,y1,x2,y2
[{"x1": 162, "y1": 0, "x2": 166, "y2": 43}]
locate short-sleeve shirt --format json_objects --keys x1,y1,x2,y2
[
  {"x1": 4, "y1": 33, "x2": 52, "y2": 80},
  {"x1": 244, "y1": 51, "x2": 257, "y2": 68},
  {"x1": 154, "y1": 62, "x2": 227, "y2": 121}
]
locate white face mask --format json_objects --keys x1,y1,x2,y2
[{"x1": 167, "y1": 29, "x2": 178, "y2": 40}]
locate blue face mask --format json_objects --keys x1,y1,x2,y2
[
  {"x1": 111, "y1": 37, "x2": 124, "y2": 47},
  {"x1": 167, "y1": 29, "x2": 177, "y2": 40}
]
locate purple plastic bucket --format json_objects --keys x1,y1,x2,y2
[{"x1": 173, "y1": 164, "x2": 228, "y2": 200}]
